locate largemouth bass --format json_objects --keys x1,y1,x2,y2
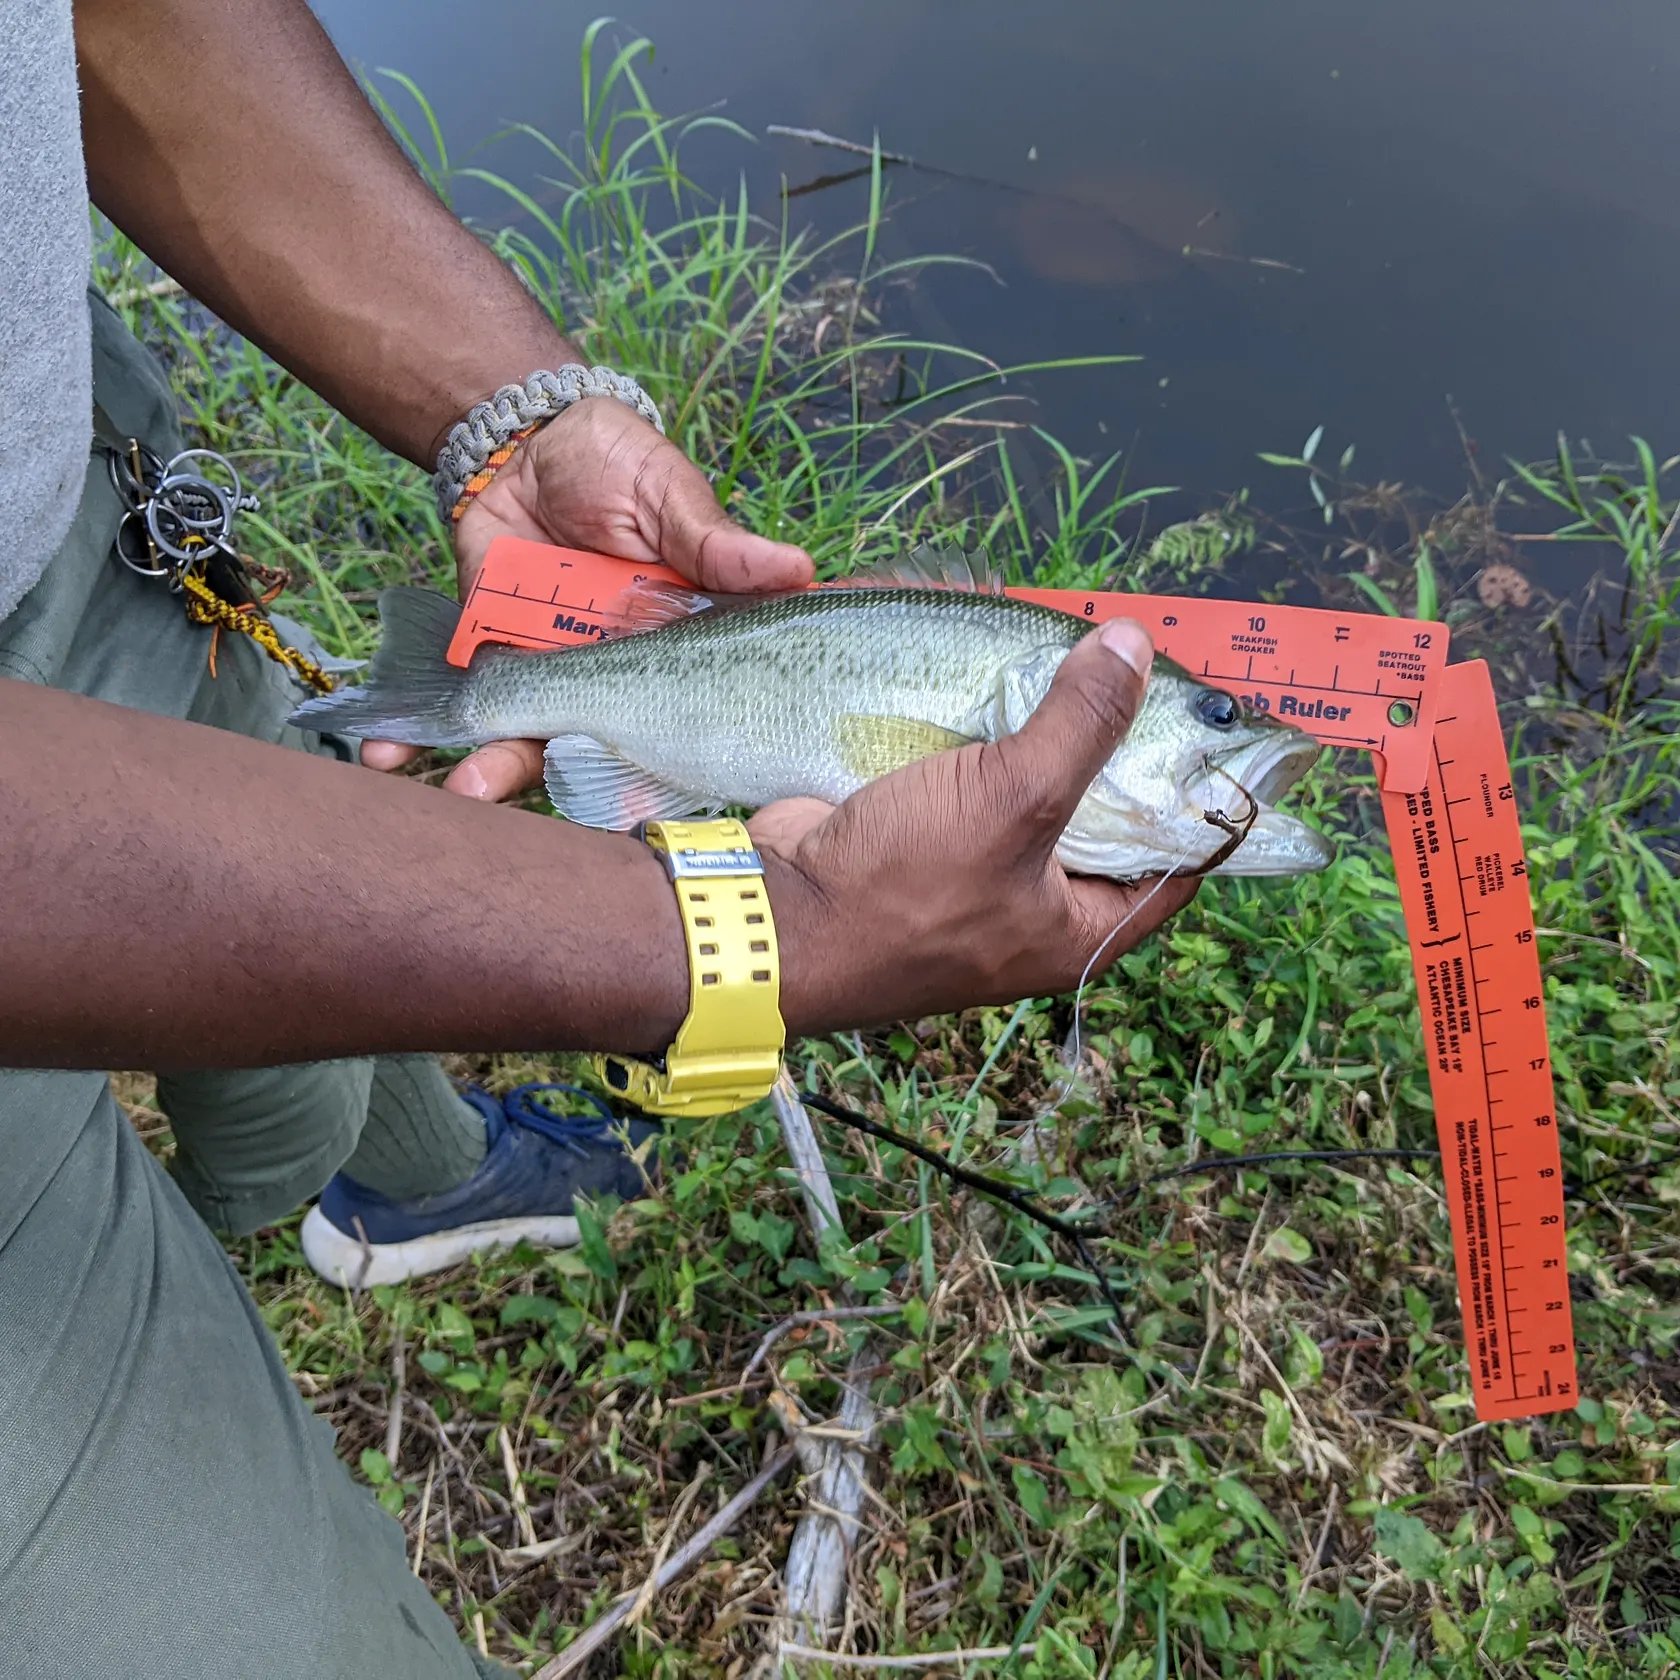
[{"x1": 292, "y1": 547, "x2": 1333, "y2": 880}]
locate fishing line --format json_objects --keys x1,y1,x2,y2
[
  {"x1": 1053, "y1": 765, "x2": 1260, "y2": 1094},
  {"x1": 1053, "y1": 835, "x2": 1203, "y2": 1102}
]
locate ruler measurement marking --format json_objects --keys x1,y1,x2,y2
[
  {"x1": 1380, "y1": 661, "x2": 1574, "y2": 1419},
  {"x1": 1437, "y1": 732, "x2": 1525, "y2": 1400},
  {"x1": 1444, "y1": 706, "x2": 1568, "y2": 1409}
]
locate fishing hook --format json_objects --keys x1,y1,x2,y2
[{"x1": 1193, "y1": 758, "x2": 1260, "y2": 874}]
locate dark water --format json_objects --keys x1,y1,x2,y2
[{"x1": 314, "y1": 0, "x2": 1680, "y2": 525}]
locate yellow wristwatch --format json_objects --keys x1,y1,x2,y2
[{"x1": 594, "y1": 818, "x2": 785, "y2": 1117}]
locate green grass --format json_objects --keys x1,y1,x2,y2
[{"x1": 98, "y1": 27, "x2": 1680, "y2": 1680}]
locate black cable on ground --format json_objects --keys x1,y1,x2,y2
[
  {"x1": 801, "y1": 1091, "x2": 1447, "y2": 1346},
  {"x1": 797, "y1": 1089, "x2": 1134, "y2": 1332},
  {"x1": 799, "y1": 1088, "x2": 1680, "y2": 1342}
]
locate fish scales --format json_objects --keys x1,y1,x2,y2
[{"x1": 460, "y1": 588, "x2": 1081, "y2": 806}]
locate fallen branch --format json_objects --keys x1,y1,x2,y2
[
  {"x1": 768, "y1": 124, "x2": 919, "y2": 169},
  {"x1": 497, "y1": 1424, "x2": 537, "y2": 1549},
  {"x1": 410, "y1": 1459, "x2": 435, "y2": 1576},
  {"x1": 384, "y1": 1327, "x2": 405, "y2": 1469},
  {"x1": 776, "y1": 1071, "x2": 845, "y2": 1234},
  {"x1": 778, "y1": 1643, "x2": 1039, "y2": 1669},
  {"x1": 102, "y1": 275, "x2": 186, "y2": 308},
  {"x1": 625, "y1": 1463, "x2": 712, "y2": 1631},
  {"x1": 739, "y1": 1304, "x2": 906, "y2": 1389},
  {"x1": 770, "y1": 1077, "x2": 881, "y2": 1648},
  {"x1": 530, "y1": 1445, "x2": 798, "y2": 1680}
]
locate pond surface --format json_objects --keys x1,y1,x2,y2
[{"x1": 314, "y1": 0, "x2": 1680, "y2": 529}]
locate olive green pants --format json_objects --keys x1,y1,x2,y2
[{"x1": 0, "y1": 292, "x2": 509, "y2": 1678}]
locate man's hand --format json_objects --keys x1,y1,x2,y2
[
  {"x1": 75, "y1": 0, "x2": 811, "y2": 799},
  {"x1": 756, "y1": 619, "x2": 1200, "y2": 1032},
  {"x1": 361, "y1": 399, "x2": 814, "y2": 798},
  {"x1": 452, "y1": 398, "x2": 813, "y2": 596}
]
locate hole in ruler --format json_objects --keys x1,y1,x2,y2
[{"x1": 1387, "y1": 699, "x2": 1416, "y2": 726}]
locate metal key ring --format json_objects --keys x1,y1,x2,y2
[
  {"x1": 162, "y1": 449, "x2": 245, "y2": 509},
  {"x1": 114, "y1": 510, "x2": 175, "y2": 579},
  {"x1": 154, "y1": 470, "x2": 233, "y2": 531},
  {"x1": 105, "y1": 439, "x2": 167, "y2": 512},
  {"x1": 146, "y1": 478, "x2": 235, "y2": 563}
]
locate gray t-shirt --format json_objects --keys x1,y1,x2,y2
[{"x1": 0, "y1": 0, "x2": 93, "y2": 623}]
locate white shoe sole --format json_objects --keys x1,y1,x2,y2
[{"x1": 300, "y1": 1204, "x2": 582, "y2": 1288}]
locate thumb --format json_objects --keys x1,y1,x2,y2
[
  {"x1": 649, "y1": 449, "x2": 814, "y2": 594},
  {"x1": 996, "y1": 617, "x2": 1154, "y2": 828}
]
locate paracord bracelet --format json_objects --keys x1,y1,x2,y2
[{"x1": 432, "y1": 365, "x2": 665, "y2": 521}]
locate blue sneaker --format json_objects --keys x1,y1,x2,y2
[{"x1": 300, "y1": 1084, "x2": 662, "y2": 1288}]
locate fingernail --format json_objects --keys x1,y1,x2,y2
[
  {"x1": 453, "y1": 761, "x2": 492, "y2": 800},
  {"x1": 1099, "y1": 617, "x2": 1152, "y2": 678}
]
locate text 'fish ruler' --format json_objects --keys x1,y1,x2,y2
[{"x1": 454, "y1": 537, "x2": 1578, "y2": 1419}]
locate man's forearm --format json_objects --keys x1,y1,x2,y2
[
  {"x1": 1, "y1": 624, "x2": 1195, "y2": 1069},
  {"x1": 76, "y1": 0, "x2": 576, "y2": 466},
  {"x1": 1, "y1": 680, "x2": 690, "y2": 1069}
]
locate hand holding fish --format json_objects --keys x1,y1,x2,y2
[
  {"x1": 4, "y1": 619, "x2": 1191, "y2": 1070},
  {"x1": 296, "y1": 540, "x2": 1332, "y2": 886},
  {"x1": 361, "y1": 397, "x2": 814, "y2": 798},
  {"x1": 747, "y1": 620, "x2": 1201, "y2": 1031}
]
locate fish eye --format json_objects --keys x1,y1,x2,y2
[{"x1": 1196, "y1": 689, "x2": 1241, "y2": 730}]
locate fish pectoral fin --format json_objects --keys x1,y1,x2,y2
[
  {"x1": 601, "y1": 581, "x2": 716, "y2": 638},
  {"x1": 834, "y1": 713, "x2": 973, "y2": 779},
  {"x1": 603, "y1": 579, "x2": 808, "y2": 638},
  {"x1": 542, "y1": 734, "x2": 720, "y2": 830},
  {"x1": 841, "y1": 539, "x2": 1005, "y2": 595}
]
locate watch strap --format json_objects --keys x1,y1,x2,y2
[{"x1": 594, "y1": 818, "x2": 785, "y2": 1116}]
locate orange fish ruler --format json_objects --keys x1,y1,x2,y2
[{"x1": 452, "y1": 537, "x2": 1577, "y2": 1420}]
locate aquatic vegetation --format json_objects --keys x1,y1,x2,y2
[{"x1": 98, "y1": 26, "x2": 1680, "y2": 1679}]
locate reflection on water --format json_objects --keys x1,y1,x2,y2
[
  {"x1": 1002, "y1": 161, "x2": 1240, "y2": 287},
  {"x1": 312, "y1": 0, "x2": 1680, "y2": 545}
]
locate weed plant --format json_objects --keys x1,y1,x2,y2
[{"x1": 98, "y1": 26, "x2": 1680, "y2": 1679}]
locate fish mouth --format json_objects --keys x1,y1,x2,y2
[
  {"x1": 1215, "y1": 733, "x2": 1325, "y2": 807},
  {"x1": 1055, "y1": 725, "x2": 1334, "y2": 881},
  {"x1": 1190, "y1": 731, "x2": 1332, "y2": 876},
  {"x1": 1206, "y1": 809, "x2": 1335, "y2": 876}
]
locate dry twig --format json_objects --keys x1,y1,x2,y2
[
  {"x1": 778, "y1": 1642, "x2": 1039, "y2": 1669},
  {"x1": 531, "y1": 1446, "x2": 798, "y2": 1680}
]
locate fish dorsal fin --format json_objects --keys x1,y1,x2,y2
[
  {"x1": 834, "y1": 713, "x2": 973, "y2": 779},
  {"x1": 843, "y1": 539, "x2": 1004, "y2": 594},
  {"x1": 603, "y1": 541, "x2": 999, "y2": 638},
  {"x1": 542, "y1": 733, "x2": 720, "y2": 830}
]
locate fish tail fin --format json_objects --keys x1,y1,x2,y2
[{"x1": 288, "y1": 587, "x2": 477, "y2": 746}]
